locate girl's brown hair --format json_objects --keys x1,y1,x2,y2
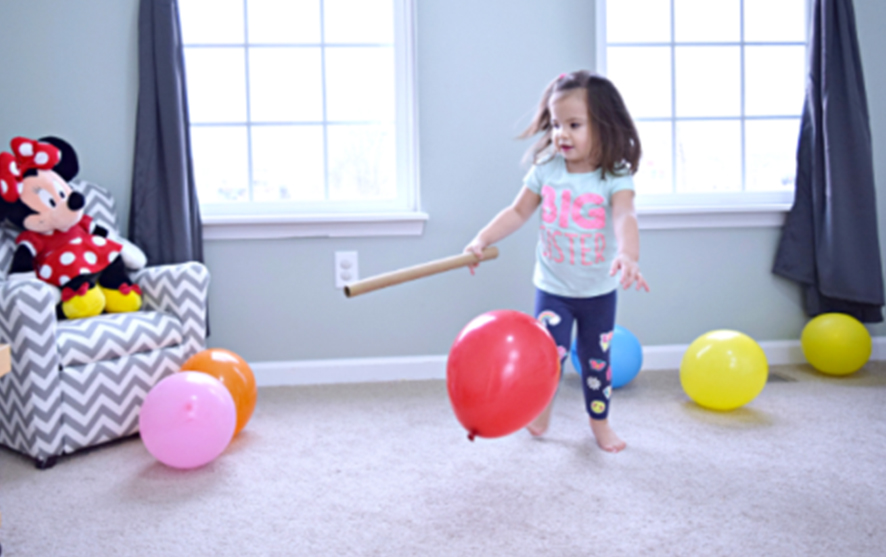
[{"x1": 520, "y1": 70, "x2": 641, "y2": 176}]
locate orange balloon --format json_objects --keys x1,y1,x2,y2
[{"x1": 181, "y1": 348, "x2": 257, "y2": 436}]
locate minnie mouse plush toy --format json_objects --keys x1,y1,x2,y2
[{"x1": 0, "y1": 136, "x2": 146, "y2": 320}]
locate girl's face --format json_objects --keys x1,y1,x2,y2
[{"x1": 549, "y1": 89, "x2": 596, "y2": 172}]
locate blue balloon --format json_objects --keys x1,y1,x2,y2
[{"x1": 570, "y1": 325, "x2": 643, "y2": 388}]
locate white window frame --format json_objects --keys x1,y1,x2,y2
[
  {"x1": 189, "y1": 0, "x2": 426, "y2": 240},
  {"x1": 596, "y1": 0, "x2": 812, "y2": 230}
]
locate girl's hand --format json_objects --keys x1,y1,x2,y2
[
  {"x1": 464, "y1": 238, "x2": 488, "y2": 275},
  {"x1": 610, "y1": 253, "x2": 650, "y2": 292}
]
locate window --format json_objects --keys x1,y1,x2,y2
[
  {"x1": 178, "y1": 0, "x2": 423, "y2": 239},
  {"x1": 598, "y1": 0, "x2": 810, "y2": 226}
]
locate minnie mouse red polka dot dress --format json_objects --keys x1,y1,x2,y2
[{"x1": 16, "y1": 215, "x2": 122, "y2": 287}]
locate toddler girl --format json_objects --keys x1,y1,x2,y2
[{"x1": 465, "y1": 70, "x2": 649, "y2": 453}]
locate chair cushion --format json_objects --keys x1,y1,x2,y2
[{"x1": 56, "y1": 311, "x2": 184, "y2": 367}]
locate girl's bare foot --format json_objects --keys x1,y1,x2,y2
[
  {"x1": 590, "y1": 418, "x2": 626, "y2": 453},
  {"x1": 527, "y1": 402, "x2": 554, "y2": 436}
]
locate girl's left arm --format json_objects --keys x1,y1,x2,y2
[{"x1": 610, "y1": 190, "x2": 650, "y2": 292}]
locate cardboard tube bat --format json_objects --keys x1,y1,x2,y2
[{"x1": 344, "y1": 247, "x2": 499, "y2": 298}]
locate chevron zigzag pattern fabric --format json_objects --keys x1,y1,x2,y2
[
  {"x1": 133, "y1": 261, "x2": 209, "y2": 356},
  {"x1": 56, "y1": 311, "x2": 185, "y2": 367},
  {"x1": 0, "y1": 227, "x2": 16, "y2": 280},
  {"x1": 60, "y1": 345, "x2": 190, "y2": 453},
  {"x1": 70, "y1": 179, "x2": 119, "y2": 233},
  {"x1": 0, "y1": 279, "x2": 66, "y2": 459},
  {"x1": 0, "y1": 182, "x2": 210, "y2": 464}
]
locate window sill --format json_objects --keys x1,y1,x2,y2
[
  {"x1": 200, "y1": 204, "x2": 787, "y2": 240},
  {"x1": 202, "y1": 212, "x2": 429, "y2": 240},
  {"x1": 636, "y1": 204, "x2": 790, "y2": 230}
]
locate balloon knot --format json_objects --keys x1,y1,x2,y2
[
  {"x1": 185, "y1": 395, "x2": 198, "y2": 419},
  {"x1": 467, "y1": 432, "x2": 476, "y2": 442}
]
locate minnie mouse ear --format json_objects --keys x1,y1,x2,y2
[{"x1": 38, "y1": 136, "x2": 79, "y2": 181}]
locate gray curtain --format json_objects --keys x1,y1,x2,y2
[
  {"x1": 129, "y1": 0, "x2": 204, "y2": 267},
  {"x1": 773, "y1": 0, "x2": 884, "y2": 323}
]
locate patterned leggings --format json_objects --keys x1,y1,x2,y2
[{"x1": 535, "y1": 288, "x2": 617, "y2": 420}]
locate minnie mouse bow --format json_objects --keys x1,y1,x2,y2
[{"x1": 0, "y1": 137, "x2": 61, "y2": 203}]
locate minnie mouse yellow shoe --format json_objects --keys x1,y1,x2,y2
[
  {"x1": 61, "y1": 283, "x2": 106, "y2": 319},
  {"x1": 101, "y1": 283, "x2": 143, "y2": 313}
]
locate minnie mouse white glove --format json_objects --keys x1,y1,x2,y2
[{"x1": 107, "y1": 231, "x2": 148, "y2": 270}]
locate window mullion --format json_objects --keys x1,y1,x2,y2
[
  {"x1": 740, "y1": 0, "x2": 747, "y2": 194},
  {"x1": 320, "y1": 0, "x2": 330, "y2": 203},
  {"x1": 670, "y1": 0, "x2": 676, "y2": 195},
  {"x1": 243, "y1": 0, "x2": 254, "y2": 203}
]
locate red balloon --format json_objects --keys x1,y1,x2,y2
[{"x1": 446, "y1": 310, "x2": 560, "y2": 440}]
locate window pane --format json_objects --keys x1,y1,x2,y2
[
  {"x1": 634, "y1": 120, "x2": 673, "y2": 195},
  {"x1": 325, "y1": 47, "x2": 395, "y2": 122},
  {"x1": 745, "y1": 46, "x2": 806, "y2": 117},
  {"x1": 607, "y1": 47, "x2": 671, "y2": 118},
  {"x1": 191, "y1": 126, "x2": 249, "y2": 203},
  {"x1": 674, "y1": 0, "x2": 740, "y2": 43},
  {"x1": 675, "y1": 46, "x2": 741, "y2": 117},
  {"x1": 185, "y1": 48, "x2": 248, "y2": 123},
  {"x1": 745, "y1": 119, "x2": 800, "y2": 192},
  {"x1": 745, "y1": 0, "x2": 807, "y2": 42},
  {"x1": 249, "y1": 47, "x2": 324, "y2": 122},
  {"x1": 325, "y1": 0, "x2": 394, "y2": 44},
  {"x1": 606, "y1": 0, "x2": 670, "y2": 43},
  {"x1": 248, "y1": 0, "x2": 321, "y2": 44},
  {"x1": 328, "y1": 125, "x2": 396, "y2": 201},
  {"x1": 675, "y1": 120, "x2": 742, "y2": 192},
  {"x1": 251, "y1": 126, "x2": 326, "y2": 201},
  {"x1": 180, "y1": 0, "x2": 244, "y2": 44}
]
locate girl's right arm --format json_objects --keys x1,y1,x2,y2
[{"x1": 465, "y1": 186, "x2": 541, "y2": 267}]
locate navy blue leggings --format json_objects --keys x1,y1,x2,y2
[{"x1": 535, "y1": 288, "x2": 617, "y2": 420}]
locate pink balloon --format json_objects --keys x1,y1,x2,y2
[{"x1": 139, "y1": 371, "x2": 237, "y2": 469}]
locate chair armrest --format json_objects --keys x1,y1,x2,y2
[
  {"x1": 132, "y1": 261, "x2": 210, "y2": 356},
  {"x1": 0, "y1": 277, "x2": 64, "y2": 458}
]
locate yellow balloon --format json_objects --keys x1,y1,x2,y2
[
  {"x1": 801, "y1": 313, "x2": 871, "y2": 376},
  {"x1": 680, "y1": 330, "x2": 768, "y2": 411}
]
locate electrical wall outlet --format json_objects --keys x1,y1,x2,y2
[{"x1": 335, "y1": 251, "x2": 359, "y2": 288}]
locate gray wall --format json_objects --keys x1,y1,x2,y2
[{"x1": 1, "y1": 0, "x2": 883, "y2": 364}]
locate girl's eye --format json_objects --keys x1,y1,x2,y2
[
  {"x1": 37, "y1": 189, "x2": 57, "y2": 209},
  {"x1": 571, "y1": 123, "x2": 581, "y2": 129}
]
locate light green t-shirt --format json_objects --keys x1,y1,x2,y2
[{"x1": 523, "y1": 155, "x2": 635, "y2": 298}]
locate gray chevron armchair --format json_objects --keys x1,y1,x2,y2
[{"x1": 0, "y1": 180, "x2": 210, "y2": 468}]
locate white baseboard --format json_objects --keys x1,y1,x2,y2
[
  {"x1": 252, "y1": 336, "x2": 886, "y2": 387},
  {"x1": 251, "y1": 355, "x2": 448, "y2": 387},
  {"x1": 640, "y1": 339, "x2": 807, "y2": 370},
  {"x1": 873, "y1": 336, "x2": 886, "y2": 362}
]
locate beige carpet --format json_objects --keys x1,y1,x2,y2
[{"x1": 1, "y1": 363, "x2": 885, "y2": 556}]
